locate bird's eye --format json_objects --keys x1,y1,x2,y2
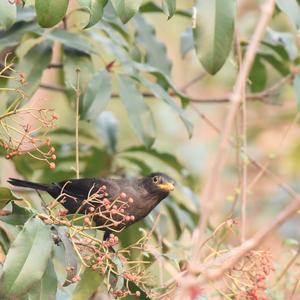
[{"x1": 152, "y1": 176, "x2": 159, "y2": 184}]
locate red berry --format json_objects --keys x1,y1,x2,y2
[
  {"x1": 49, "y1": 162, "x2": 56, "y2": 169},
  {"x1": 128, "y1": 197, "x2": 134, "y2": 203},
  {"x1": 120, "y1": 192, "x2": 127, "y2": 199}
]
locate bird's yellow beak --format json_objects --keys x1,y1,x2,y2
[{"x1": 158, "y1": 182, "x2": 175, "y2": 192}]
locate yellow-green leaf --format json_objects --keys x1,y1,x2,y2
[
  {"x1": 193, "y1": 0, "x2": 235, "y2": 74},
  {"x1": 0, "y1": 218, "x2": 53, "y2": 299},
  {"x1": 0, "y1": 187, "x2": 22, "y2": 210},
  {"x1": 35, "y1": 0, "x2": 69, "y2": 28}
]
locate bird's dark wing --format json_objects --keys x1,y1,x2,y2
[
  {"x1": 46, "y1": 178, "x2": 120, "y2": 215},
  {"x1": 51, "y1": 178, "x2": 120, "y2": 201}
]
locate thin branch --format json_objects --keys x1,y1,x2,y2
[
  {"x1": 40, "y1": 84, "x2": 67, "y2": 92},
  {"x1": 234, "y1": 0, "x2": 248, "y2": 243},
  {"x1": 47, "y1": 63, "x2": 63, "y2": 69},
  {"x1": 180, "y1": 72, "x2": 207, "y2": 92},
  {"x1": 38, "y1": 70, "x2": 298, "y2": 103},
  {"x1": 75, "y1": 69, "x2": 80, "y2": 179},
  {"x1": 188, "y1": 194, "x2": 300, "y2": 284},
  {"x1": 191, "y1": 0, "x2": 276, "y2": 262},
  {"x1": 192, "y1": 104, "x2": 298, "y2": 199}
]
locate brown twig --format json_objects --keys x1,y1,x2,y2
[
  {"x1": 74, "y1": 69, "x2": 80, "y2": 179},
  {"x1": 191, "y1": 105, "x2": 298, "y2": 198},
  {"x1": 187, "y1": 194, "x2": 300, "y2": 284},
  {"x1": 47, "y1": 63, "x2": 63, "y2": 69},
  {"x1": 180, "y1": 72, "x2": 207, "y2": 92},
  {"x1": 38, "y1": 71, "x2": 297, "y2": 104},
  {"x1": 40, "y1": 84, "x2": 67, "y2": 92},
  {"x1": 235, "y1": 0, "x2": 248, "y2": 243}
]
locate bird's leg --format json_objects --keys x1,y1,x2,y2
[
  {"x1": 103, "y1": 230, "x2": 116, "y2": 253},
  {"x1": 103, "y1": 230, "x2": 111, "y2": 242}
]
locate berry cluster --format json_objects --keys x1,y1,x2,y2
[
  {"x1": 231, "y1": 250, "x2": 274, "y2": 300},
  {"x1": 67, "y1": 187, "x2": 136, "y2": 232},
  {"x1": 70, "y1": 234, "x2": 147, "y2": 298},
  {"x1": 112, "y1": 289, "x2": 141, "y2": 298},
  {"x1": 50, "y1": 185, "x2": 152, "y2": 298},
  {"x1": 0, "y1": 109, "x2": 58, "y2": 168}
]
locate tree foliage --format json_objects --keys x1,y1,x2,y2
[{"x1": 0, "y1": 0, "x2": 300, "y2": 299}]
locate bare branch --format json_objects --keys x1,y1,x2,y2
[
  {"x1": 188, "y1": 194, "x2": 300, "y2": 283},
  {"x1": 191, "y1": 0, "x2": 276, "y2": 261}
]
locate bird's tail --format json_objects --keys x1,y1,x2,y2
[{"x1": 8, "y1": 178, "x2": 49, "y2": 191}]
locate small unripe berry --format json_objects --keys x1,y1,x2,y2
[
  {"x1": 50, "y1": 146, "x2": 56, "y2": 153},
  {"x1": 49, "y1": 162, "x2": 56, "y2": 169},
  {"x1": 120, "y1": 192, "x2": 127, "y2": 199},
  {"x1": 84, "y1": 217, "x2": 91, "y2": 226},
  {"x1": 128, "y1": 197, "x2": 134, "y2": 203},
  {"x1": 45, "y1": 138, "x2": 51, "y2": 146}
]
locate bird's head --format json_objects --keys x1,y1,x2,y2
[{"x1": 142, "y1": 172, "x2": 175, "y2": 195}]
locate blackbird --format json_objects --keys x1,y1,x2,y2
[{"x1": 8, "y1": 172, "x2": 175, "y2": 240}]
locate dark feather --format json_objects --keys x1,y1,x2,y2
[{"x1": 8, "y1": 173, "x2": 174, "y2": 234}]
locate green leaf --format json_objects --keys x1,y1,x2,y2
[
  {"x1": 165, "y1": 198, "x2": 197, "y2": 232},
  {"x1": 81, "y1": 70, "x2": 112, "y2": 119},
  {"x1": 123, "y1": 146, "x2": 184, "y2": 173},
  {"x1": 35, "y1": 0, "x2": 69, "y2": 28},
  {"x1": 0, "y1": 221, "x2": 21, "y2": 254},
  {"x1": 96, "y1": 112, "x2": 118, "y2": 154},
  {"x1": 139, "y1": 1, "x2": 191, "y2": 18},
  {"x1": 118, "y1": 75, "x2": 155, "y2": 147},
  {"x1": 78, "y1": 0, "x2": 108, "y2": 28},
  {"x1": 122, "y1": 156, "x2": 152, "y2": 174},
  {"x1": 165, "y1": 202, "x2": 181, "y2": 238},
  {"x1": 193, "y1": 0, "x2": 235, "y2": 74},
  {"x1": 55, "y1": 226, "x2": 78, "y2": 287},
  {"x1": 265, "y1": 28, "x2": 298, "y2": 60},
  {"x1": 69, "y1": 268, "x2": 103, "y2": 300},
  {"x1": 283, "y1": 238, "x2": 300, "y2": 247},
  {"x1": 63, "y1": 50, "x2": 94, "y2": 92},
  {"x1": 0, "y1": 203, "x2": 34, "y2": 225},
  {"x1": 138, "y1": 77, "x2": 193, "y2": 138},
  {"x1": 293, "y1": 74, "x2": 300, "y2": 111},
  {"x1": 0, "y1": 0, "x2": 16, "y2": 30},
  {"x1": 0, "y1": 187, "x2": 22, "y2": 210},
  {"x1": 259, "y1": 53, "x2": 289, "y2": 75},
  {"x1": 134, "y1": 15, "x2": 172, "y2": 75},
  {"x1": 16, "y1": 7, "x2": 36, "y2": 23},
  {"x1": 111, "y1": 0, "x2": 141, "y2": 23},
  {"x1": 0, "y1": 229, "x2": 10, "y2": 253},
  {"x1": 0, "y1": 21, "x2": 41, "y2": 53},
  {"x1": 162, "y1": 0, "x2": 176, "y2": 19},
  {"x1": 0, "y1": 218, "x2": 53, "y2": 300},
  {"x1": 180, "y1": 27, "x2": 194, "y2": 58},
  {"x1": 248, "y1": 56, "x2": 267, "y2": 92},
  {"x1": 46, "y1": 29, "x2": 95, "y2": 54},
  {"x1": 110, "y1": 255, "x2": 124, "y2": 290},
  {"x1": 132, "y1": 62, "x2": 188, "y2": 107},
  {"x1": 0, "y1": 221, "x2": 20, "y2": 244},
  {"x1": 7, "y1": 41, "x2": 52, "y2": 104},
  {"x1": 276, "y1": 0, "x2": 300, "y2": 29},
  {"x1": 28, "y1": 260, "x2": 57, "y2": 300}
]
